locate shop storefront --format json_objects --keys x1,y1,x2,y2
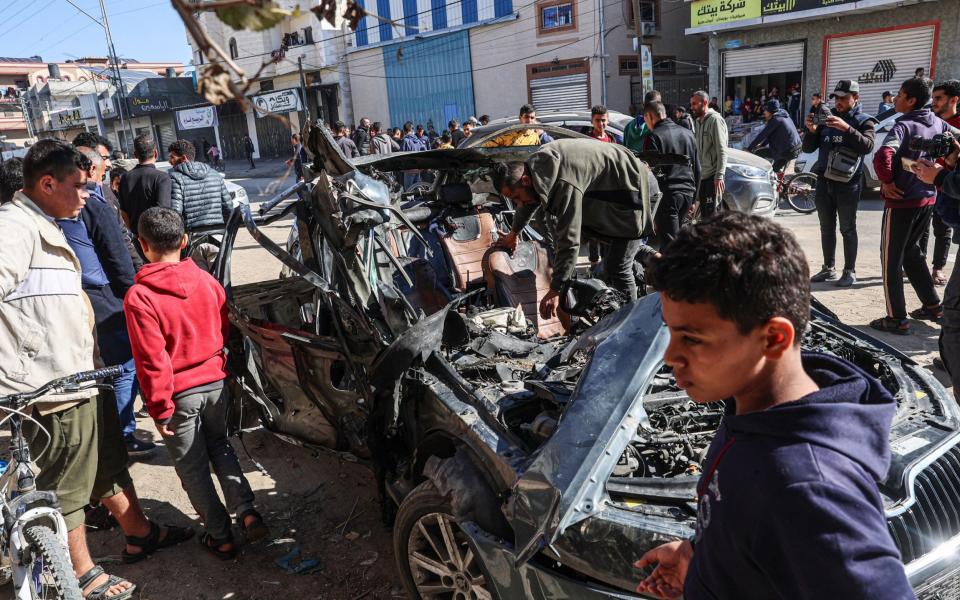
[
  {"x1": 250, "y1": 88, "x2": 301, "y2": 159},
  {"x1": 721, "y1": 41, "x2": 804, "y2": 108},
  {"x1": 688, "y1": 0, "x2": 960, "y2": 118}
]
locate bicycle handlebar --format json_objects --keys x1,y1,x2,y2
[{"x1": 0, "y1": 366, "x2": 125, "y2": 407}]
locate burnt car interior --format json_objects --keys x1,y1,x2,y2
[{"x1": 212, "y1": 125, "x2": 960, "y2": 599}]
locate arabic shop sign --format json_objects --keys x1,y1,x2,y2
[
  {"x1": 252, "y1": 88, "x2": 302, "y2": 117},
  {"x1": 128, "y1": 96, "x2": 171, "y2": 115},
  {"x1": 692, "y1": 0, "x2": 857, "y2": 28},
  {"x1": 50, "y1": 107, "x2": 83, "y2": 130},
  {"x1": 692, "y1": 0, "x2": 759, "y2": 27},
  {"x1": 176, "y1": 106, "x2": 217, "y2": 131}
]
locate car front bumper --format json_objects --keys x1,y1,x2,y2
[
  {"x1": 463, "y1": 522, "x2": 646, "y2": 600},
  {"x1": 723, "y1": 174, "x2": 777, "y2": 218}
]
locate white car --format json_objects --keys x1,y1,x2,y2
[{"x1": 795, "y1": 107, "x2": 900, "y2": 188}]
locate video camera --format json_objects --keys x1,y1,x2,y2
[
  {"x1": 909, "y1": 133, "x2": 957, "y2": 159},
  {"x1": 810, "y1": 109, "x2": 832, "y2": 127}
]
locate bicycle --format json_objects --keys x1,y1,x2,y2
[
  {"x1": 778, "y1": 169, "x2": 819, "y2": 214},
  {"x1": 0, "y1": 366, "x2": 123, "y2": 600},
  {"x1": 750, "y1": 145, "x2": 819, "y2": 214}
]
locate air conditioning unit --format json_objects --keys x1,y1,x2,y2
[{"x1": 640, "y1": 22, "x2": 656, "y2": 37}]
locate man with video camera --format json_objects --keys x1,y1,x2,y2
[
  {"x1": 803, "y1": 80, "x2": 877, "y2": 288},
  {"x1": 912, "y1": 97, "x2": 960, "y2": 397},
  {"x1": 871, "y1": 77, "x2": 959, "y2": 335}
]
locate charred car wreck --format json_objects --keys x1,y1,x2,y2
[{"x1": 212, "y1": 127, "x2": 960, "y2": 599}]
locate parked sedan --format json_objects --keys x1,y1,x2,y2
[
  {"x1": 215, "y1": 127, "x2": 960, "y2": 599},
  {"x1": 477, "y1": 110, "x2": 778, "y2": 217}
]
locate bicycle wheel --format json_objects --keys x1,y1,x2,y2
[
  {"x1": 786, "y1": 173, "x2": 819, "y2": 214},
  {"x1": 22, "y1": 525, "x2": 82, "y2": 600}
]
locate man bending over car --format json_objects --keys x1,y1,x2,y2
[{"x1": 636, "y1": 212, "x2": 914, "y2": 600}]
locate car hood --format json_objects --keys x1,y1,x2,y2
[
  {"x1": 505, "y1": 294, "x2": 670, "y2": 564},
  {"x1": 727, "y1": 147, "x2": 770, "y2": 170}
]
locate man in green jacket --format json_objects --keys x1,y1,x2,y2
[
  {"x1": 493, "y1": 139, "x2": 659, "y2": 316},
  {"x1": 691, "y1": 90, "x2": 729, "y2": 218},
  {"x1": 623, "y1": 90, "x2": 662, "y2": 153}
]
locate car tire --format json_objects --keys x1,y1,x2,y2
[{"x1": 394, "y1": 480, "x2": 496, "y2": 600}]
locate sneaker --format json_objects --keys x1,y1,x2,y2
[
  {"x1": 810, "y1": 266, "x2": 837, "y2": 282},
  {"x1": 835, "y1": 270, "x2": 856, "y2": 287},
  {"x1": 125, "y1": 437, "x2": 157, "y2": 458}
]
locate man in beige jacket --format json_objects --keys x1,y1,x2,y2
[{"x1": 0, "y1": 140, "x2": 190, "y2": 600}]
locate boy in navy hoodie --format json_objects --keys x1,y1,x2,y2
[
  {"x1": 125, "y1": 207, "x2": 268, "y2": 559},
  {"x1": 636, "y1": 212, "x2": 914, "y2": 600}
]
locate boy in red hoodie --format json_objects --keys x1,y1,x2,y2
[{"x1": 124, "y1": 207, "x2": 268, "y2": 559}]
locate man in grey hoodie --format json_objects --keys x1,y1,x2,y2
[
  {"x1": 167, "y1": 140, "x2": 232, "y2": 271},
  {"x1": 369, "y1": 122, "x2": 394, "y2": 155}
]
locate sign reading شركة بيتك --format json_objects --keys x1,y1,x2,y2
[{"x1": 692, "y1": 0, "x2": 857, "y2": 28}]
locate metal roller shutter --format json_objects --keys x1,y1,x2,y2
[
  {"x1": 723, "y1": 42, "x2": 804, "y2": 78},
  {"x1": 530, "y1": 73, "x2": 590, "y2": 112},
  {"x1": 824, "y1": 23, "x2": 936, "y2": 116},
  {"x1": 156, "y1": 119, "x2": 177, "y2": 150}
]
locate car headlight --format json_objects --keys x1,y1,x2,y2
[{"x1": 727, "y1": 164, "x2": 770, "y2": 179}]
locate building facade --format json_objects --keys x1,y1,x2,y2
[
  {"x1": 347, "y1": 0, "x2": 707, "y2": 128},
  {"x1": 687, "y1": 0, "x2": 959, "y2": 118},
  {"x1": 187, "y1": 0, "x2": 351, "y2": 159}
]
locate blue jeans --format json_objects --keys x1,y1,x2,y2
[{"x1": 97, "y1": 327, "x2": 139, "y2": 440}]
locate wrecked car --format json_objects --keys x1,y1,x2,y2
[{"x1": 212, "y1": 127, "x2": 960, "y2": 599}]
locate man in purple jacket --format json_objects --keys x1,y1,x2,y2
[
  {"x1": 871, "y1": 77, "x2": 960, "y2": 335},
  {"x1": 635, "y1": 212, "x2": 914, "y2": 600}
]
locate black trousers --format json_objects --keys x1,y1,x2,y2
[
  {"x1": 919, "y1": 212, "x2": 953, "y2": 270},
  {"x1": 814, "y1": 178, "x2": 862, "y2": 272},
  {"x1": 654, "y1": 191, "x2": 694, "y2": 249},
  {"x1": 697, "y1": 179, "x2": 721, "y2": 218},
  {"x1": 940, "y1": 259, "x2": 960, "y2": 402},
  {"x1": 881, "y1": 206, "x2": 941, "y2": 319}
]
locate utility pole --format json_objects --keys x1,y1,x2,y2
[
  {"x1": 98, "y1": 0, "x2": 136, "y2": 153},
  {"x1": 598, "y1": 0, "x2": 607, "y2": 105},
  {"x1": 19, "y1": 95, "x2": 35, "y2": 141},
  {"x1": 632, "y1": 0, "x2": 645, "y2": 102},
  {"x1": 298, "y1": 55, "x2": 312, "y2": 125}
]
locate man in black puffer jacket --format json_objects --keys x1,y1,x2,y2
[{"x1": 167, "y1": 139, "x2": 232, "y2": 270}]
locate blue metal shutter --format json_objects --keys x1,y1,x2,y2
[
  {"x1": 494, "y1": 0, "x2": 512, "y2": 18},
  {"x1": 377, "y1": 0, "x2": 393, "y2": 41},
  {"x1": 355, "y1": 0, "x2": 370, "y2": 46},
  {"x1": 384, "y1": 30, "x2": 476, "y2": 129}
]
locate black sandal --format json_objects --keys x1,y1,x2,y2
[
  {"x1": 910, "y1": 304, "x2": 944, "y2": 322},
  {"x1": 200, "y1": 532, "x2": 237, "y2": 560},
  {"x1": 869, "y1": 316, "x2": 910, "y2": 335},
  {"x1": 122, "y1": 521, "x2": 195, "y2": 564},
  {"x1": 78, "y1": 565, "x2": 137, "y2": 600},
  {"x1": 237, "y1": 508, "x2": 270, "y2": 542}
]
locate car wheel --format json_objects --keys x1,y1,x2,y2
[{"x1": 394, "y1": 480, "x2": 495, "y2": 600}]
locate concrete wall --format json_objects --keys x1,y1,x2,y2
[
  {"x1": 347, "y1": 48, "x2": 391, "y2": 125},
  {"x1": 707, "y1": 0, "x2": 960, "y2": 99}
]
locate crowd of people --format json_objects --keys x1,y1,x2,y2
[
  {"x1": 2, "y1": 71, "x2": 960, "y2": 599},
  {"x1": 0, "y1": 132, "x2": 268, "y2": 599}
]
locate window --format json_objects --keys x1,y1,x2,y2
[
  {"x1": 627, "y1": 0, "x2": 659, "y2": 27},
  {"x1": 259, "y1": 80, "x2": 274, "y2": 92},
  {"x1": 538, "y1": 1, "x2": 575, "y2": 33},
  {"x1": 229, "y1": 38, "x2": 238, "y2": 59},
  {"x1": 653, "y1": 55, "x2": 675, "y2": 75},
  {"x1": 304, "y1": 26, "x2": 314, "y2": 45},
  {"x1": 619, "y1": 55, "x2": 639, "y2": 76},
  {"x1": 639, "y1": 0, "x2": 656, "y2": 23}
]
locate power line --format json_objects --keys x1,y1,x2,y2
[{"x1": 0, "y1": 0, "x2": 57, "y2": 38}]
